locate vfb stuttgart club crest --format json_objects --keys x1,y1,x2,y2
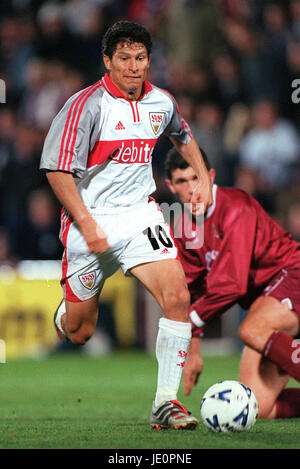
[
  {"x1": 79, "y1": 271, "x2": 96, "y2": 290},
  {"x1": 149, "y1": 112, "x2": 165, "y2": 135}
]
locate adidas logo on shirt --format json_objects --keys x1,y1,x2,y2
[{"x1": 115, "y1": 121, "x2": 125, "y2": 130}]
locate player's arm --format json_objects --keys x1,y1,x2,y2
[
  {"x1": 175, "y1": 236, "x2": 205, "y2": 396},
  {"x1": 171, "y1": 136, "x2": 213, "y2": 213},
  {"x1": 183, "y1": 336, "x2": 203, "y2": 396},
  {"x1": 182, "y1": 203, "x2": 256, "y2": 396},
  {"x1": 163, "y1": 92, "x2": 212, "y2": 212},
  {"x1": 40, "y1": 90, "x2": 108, "y2": 253},
  {"x1": 46, "y1": 171, "x2": 109, "y2": 254},
  {"x1": 190, "y1": 200, "x2": 257, "y2": 326}
]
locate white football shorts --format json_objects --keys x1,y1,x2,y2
[{"x1": 60, "y1": 199, "x2": 178, "y2": 301}]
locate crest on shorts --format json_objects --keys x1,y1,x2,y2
[
  {"x1": 149, "y1": 112, "x2": 165, "y2": 135},
  {"x1": 79, "y1": 271, "x2": 96, "y2": 290}
]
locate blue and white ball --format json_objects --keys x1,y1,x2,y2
[{"x1": 200, "y1": 380, "x2": 258, "y2": 432}]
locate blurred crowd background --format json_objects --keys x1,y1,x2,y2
[{"x1": 0, "y1": 0, "x2": 300, "y2": 265}]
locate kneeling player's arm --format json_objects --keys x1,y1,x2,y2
[
  {"x1": 190, "y1": 204, "x2": 257, "y2": 325},
  {"x1": 183, "y1": 336, "x2": 203, "y2": 395},
  {"x1": 171, "y1": 137, "x2": 213, "y2": 210}
]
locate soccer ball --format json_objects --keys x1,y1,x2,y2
[{"x1": 200, "y1": 380, "x2": 258, "y2": 432}]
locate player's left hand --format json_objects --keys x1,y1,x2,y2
[{"x1": 183, "y1": 348, "x2": 203, "y2": 396}]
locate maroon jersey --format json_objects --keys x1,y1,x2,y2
[{"x1": 175, "y1": 185, "x2": 300, "y2": 335}]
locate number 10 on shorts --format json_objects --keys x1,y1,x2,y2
[{"x1": 143, "y1": 224, "x2": 173, "y2": 250}]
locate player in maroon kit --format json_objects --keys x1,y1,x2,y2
[{"x1": 165, "y1": 147, "x2": 300, "y2": 419}]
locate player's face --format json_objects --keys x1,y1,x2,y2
[
  {"x1": 103, "y1": 42, "x2": 150, "y2": 101},
  {"x1": 166, "y1": 166, "x2": 216, "y2": 213},
  {"x1": 166, "y1": 167, "x2": 199, "y2": 205}
]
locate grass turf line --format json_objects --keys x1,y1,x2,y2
[{"x1": 0, "y1": 351, "x2": 299, "y2": 449}]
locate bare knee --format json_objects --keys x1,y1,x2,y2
[
  {"x1": 162, "y1": 286, "x2": 190, "y2": 321},
  {"x1": 238, "y1": 320, "x2": 253, "y2": 348},
  {"x1": 65, "y1": 297, "x2": 98, "y2": 345},
  {"x1": 238, "y1": 319, "x2": 270, "y2": 353},
  {"x1": 69, "y1": 323, "x2": 95, "y2": 345},
  {"x1": 239, "y1": 320, "x2": 266, "y2": 352},
  {"x1": 239, "y1": 296, "x2": 300, "y2": 352}
]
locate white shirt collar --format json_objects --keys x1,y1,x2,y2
[{"x1": 205, "y1": 184, "x2": 217, "y2": 219}]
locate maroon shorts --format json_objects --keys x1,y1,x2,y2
[{"x1": 263, "y1": 267, "x2": 300, "y2": 316}]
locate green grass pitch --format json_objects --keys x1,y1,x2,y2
[{"x1": 0, "y1": 350, "x2": 300, "y2": 450}]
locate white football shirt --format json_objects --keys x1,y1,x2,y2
[{"x1": 40, "y1": 73, "x2": 192, "y2": 209}]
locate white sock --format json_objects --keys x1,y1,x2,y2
[
  {"x1": 154, "y1": 317, "x2": 191, "y2": 408},
  {"x1": 55, "y1": 300, "x2": 66, "y2": 336}
]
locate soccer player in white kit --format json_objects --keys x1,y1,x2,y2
[{"x1": 40, "y1": 20, "x2": 212, "y2": 430}]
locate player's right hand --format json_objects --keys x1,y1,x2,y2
[
  {"x1": 79, "y1": 216, "x2": 110, "y2": 254},
  {"x1": 183, "y1": 347, "x2": 203, "y2": 396}
]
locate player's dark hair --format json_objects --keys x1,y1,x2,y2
[
  {"x1": 165, "y1": 147, "x2": 211, "y2": 180},
  {"x1": 102, "y1": 20, "x2": 152, "y2": 58}
]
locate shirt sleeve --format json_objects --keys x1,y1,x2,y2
[
  {"x1": 189, "y1": 201, "x2": 258, "y2": 330},
  {"x1": 163, "y1": 93, "x2": 193, "y2": 144},
  {"x1": 40, "y1": 91, "x2": 100, "y2": 177}
]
